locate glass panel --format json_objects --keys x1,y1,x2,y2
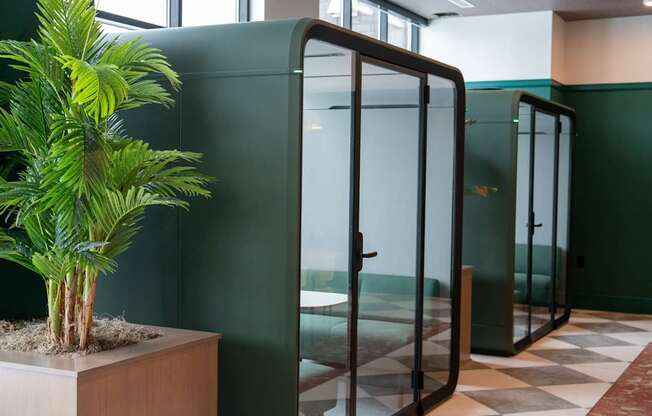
[
  {"x1": 183, "y1": 0, "x2": 238, "y2": 26},
  {"x1": 421, "y1": 75, "x2": 456, "y2": 396},
  {"x1": 531, "y1": 111, "x2": 556, "y2": 335},
  {"x1": 357, "y1": 60, "x2": 420, "y2": 414},
  {"x1": 352, "y1": 0, "x2": 380, "y2": 39},
  {"x1": 95, "y1": 0, "x2": 168, "y2": 26},
  {"x1": 299, "y1": 39, "x2": 354, "y2": 416},
  {"x1": 388, "y1": 12, "x2": 409, "y2": 49},
  {"x1": 514, "y1": 103, "x2": 532, "y2": 344},
  {"x1": 320, "y1": 0, "x2": 342, "y2": 26},
  {"x1": 555, "y1": 116, "x2": 571, "y2": 320}
]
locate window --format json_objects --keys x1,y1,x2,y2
[
  {"x1": 95, "y1": 0, "x2": 168, "y2": 27},
  {"x1": 387, "y1": 12, "x2": 409, "y2": 49},
  {"x1": 95, "y1": 0, "x2": 246, "y2": 29},
  {"x1": 319, "y1": 0, "x2": 342, "y2": 26},
  {"x1": 183, "y1": 0, "x2": 238, "y2": 26},
  {"x1": 352, "y1": 0, "x2": 380, "y2": 39},
  {"x1": 318, "y1": 0, "x2": 424, "y2": 53}
]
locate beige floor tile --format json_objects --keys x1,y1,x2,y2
[
  {"x1": 503, "y1": 408, "x2": 589, "y2": 416},
  {"x1": 357, "y1": 357, "x2": 412, "y2": 376},
  {"x1": 618, "y1": 320, "x2": 652, "y2": 331},
  {"x1": 300, "y1": 378, "x2": 369, "y2": 401},
  {"x1": 451, "y1": 369, "x2": 530, "y2": 392},
  {"x1": 565, "y1": 362, "x2": 629, "y2": 382},
  {"x1": 603, "y1": 331, "x2": 652, "y2": 346},
  {"x1": 569, "y1": 315, "x2": 612, "y2": 324},
  {"x1": 528, "y1": 337, "x2": 581, "y2": 351},
  {"x1": 540, "y1": 382, "x2": 612, "y2": 408},
  {"x1": 471, "y1": 352, "x2": 557, "y2": 369},
  {"x1": 586, "y1": 345, "x2": 645, "y2": 362},
  {"x1": 426, "y1": 393, "x2": 499, "y2": 416}
]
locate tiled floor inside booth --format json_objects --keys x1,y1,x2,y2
[{"x1": 428, "y1": 309, "x2": 652, "y2": 416}]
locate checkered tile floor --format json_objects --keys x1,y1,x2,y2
[{"x1": 428, "y1": 309, "x2": 652, "y2": 416}]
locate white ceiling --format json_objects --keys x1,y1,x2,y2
[{"x1": 391, "y1": 0, "x2": 652, "y2": 21}]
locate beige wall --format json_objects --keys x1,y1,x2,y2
[
  {"x1": 251, "y1": 0, "x2": 319, "y2": 20},
  {"x1": 558, "y1": 15, "x2": 652, "y2": 85}
]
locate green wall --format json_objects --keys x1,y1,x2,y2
[
  {"x1": 468, "y1": 79, "x2": 652, "y2": 314},
  {"x1": 563, "y1": 83, "x2": 652, "y2": 313},
  {"x1": 0, "y1": 0, "x2": 46, "y2": 320}
]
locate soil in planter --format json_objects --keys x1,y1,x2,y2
[{"x1": 0, "y1": 317, "x2": 162, "y2": 356}]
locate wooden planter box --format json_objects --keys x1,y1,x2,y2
[{"x1": 0, "y1": 326, "x2": 220, "y2": 416}]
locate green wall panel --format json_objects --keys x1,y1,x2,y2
[
  {"x1": 564, "y1": 85, "x2": 652, "y2": 313},
  {"x1": 0, "y1": 0, "x2": 46, "y2": 320}
]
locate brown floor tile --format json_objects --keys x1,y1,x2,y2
[
  {"x1": 573, "y1": 322, "x2": 647, "y2": 334},
  {"x1": 499, "y1": 365, "x2": 602, "y2": 386},
  {"x1": 552, "y1": 334, "x2": 633, "y2": 348},
  {"x1": 465, "y1": 387, "x2": 579, "y2": 414},
  {"x1": 529, "y1": 348, "x2": 619, "y2": 365}
]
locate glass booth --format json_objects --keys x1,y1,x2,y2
[
  {"x1": 463, "y1": 91, "x2": 575, "y2": 355},
  {"x1": 112, "y1": 19, "x2": 465, "y2": 416}
]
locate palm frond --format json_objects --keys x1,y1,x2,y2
[
  {"x1": 88, "y1": 187, "x2": 186, "y2": 259},
  {"x1": 0, "y1": 81, "x2": 14, "y2": 106},
  {"x1": 62, "y1": 57, "x2": 129, "y2": 121},
  {"x1": 36, "y1": 0, "x2": 104, "y2": 60}
]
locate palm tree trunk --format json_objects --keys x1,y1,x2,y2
[
  {"x1": 78, "y1": 271, "x2": 97, "y2": 351},
  {"x1": 63, "y1": 269, "x2": 78, "y2": 347},
  {"x1": 47, "y1": 280, "x2": 63, "y2": 343}
]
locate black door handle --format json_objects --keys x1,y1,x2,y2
[
  {"x1": 362, "y1": 251, "x2": 378, "y2": 258},
  {"x1": 533, "y1": 223, "x2": 543, "y2": 228}
]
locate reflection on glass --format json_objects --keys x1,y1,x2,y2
[
  {"x1": 556, "y1": 116, "x2": 571, "y2": 320},
  {"x1": 530, "y1": 111, "x2": 556, "y2": 336},
  {"x1": 514, "y1": 103, "x2": 532, "y2": 343},
  {"x1": 388, "y1": 12, "x2": 409, "y2": 49},
  {"x1": 299, "y1": 39, "x2": 353, "y2": 416},
  {"x1": 319, "y1": 0, "x2": 342, "y2": 25},
  {"x1": 421, "y1": 75, "x2": 456, "y2": 396},
  {"x1": 182, "y1": 0, "x2": 238, "y2": 26},
  {"x1": 352, "y1": 0, "x2": 380, "y2": 39},
  {"x1": 95, "y1": 0, "x2": 168, "y2": 26}
]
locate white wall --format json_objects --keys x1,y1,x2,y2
[
  {"x1": 420, "y1": 11, "x2": 554, "y2": 82},
  {"x1": 559, "y1": 15, "x2": 652, "y2": 85}
]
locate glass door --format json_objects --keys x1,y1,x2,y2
[
  {"x1": 555, "y1": 115, "x2": 572, "y2": 321},
  {"x1": 529, "y1": 110, "x2": 557, "y2": 339},
  {"x1": 355, "y1": 57, "x2": 424, "y2": 415},
  {"x1": 514, "y1": 103, "x2": 533, "y2": 345},
  {"x1": 299, "y1": 39, "x2": 355, "y2": 416},
  {"x1": 299, "y1": 42, "x2": 455, "y2": 416}
]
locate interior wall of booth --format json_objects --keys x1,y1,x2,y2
[
  {"x1": 302, "y1": 83, "x2": 455, "y2": 295},
  {"x1": 0, "y1": 0, "x2": 47, "y2": 320}
]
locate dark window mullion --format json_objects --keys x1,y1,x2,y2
[
  {"x1": 239, "y1": 0, "x2": 249, "y2": 22},
  {"x1": 343, "y1": 0, "x2": 353, "y2": 29},
  {"x1": 169, "y1": 0, "x2": 181, "y2": 27},
  {"x1": 411, "y1": 24, "x2": 419, "y2": 53},
  {"x1": 379, "y1": 10, "x2": 388, "y2": 42}
]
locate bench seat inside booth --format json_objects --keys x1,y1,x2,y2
[
  {"x1": 299, "y1": 270, "x2": 444, "y2": 372},
  {"x1": 513, "y1": 244, "x2": 560, "y2": 306}
]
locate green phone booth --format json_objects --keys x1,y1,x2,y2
[
  {"x1": 100, "y1": 19, "x2": 466, "y2": 416},
  {"x1": 464, "y1": 90, "x2": 575, "y2": 355}
]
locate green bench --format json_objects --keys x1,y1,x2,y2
[{"x1": 513, "y1": 244, "x2": 560, "y2": 306}]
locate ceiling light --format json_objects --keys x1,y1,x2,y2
[
  {"x1": 446, "y1": 0, "x2": 475, "y2": 8},
  {"x1": 645, "y1": 0, "x2": 652, "y2": 7}
]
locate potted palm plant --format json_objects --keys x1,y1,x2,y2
[
  {"x1": 0, "y1": 1, "x2": 219, "y2": 414},
  {"x1": 0, "y1": 0, "x2": 211, "y2": 351}
]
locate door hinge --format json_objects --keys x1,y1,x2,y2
[
  {"x1": 412, "y1": 370, "x2": 425, "y2": 390},
  {"x1": 423, "y1": 84, "x2": 430, "y2": 105}
]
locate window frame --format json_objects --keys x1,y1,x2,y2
[
  {"x1": 93, "y1": 0, "x2": 250, "y2": 29},
  {"x1": 340, "y1": 0, "x2": 424, "y2": 53}
]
